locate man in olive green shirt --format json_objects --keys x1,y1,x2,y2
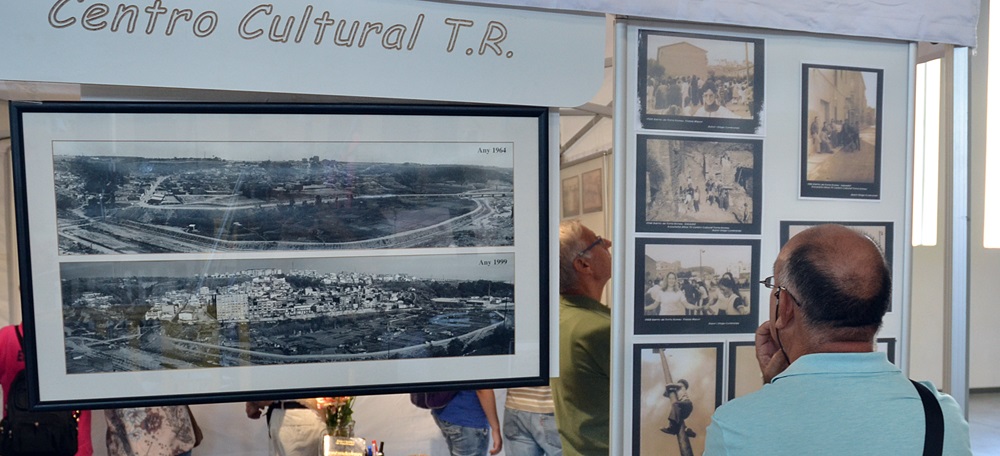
[{"x1": 551, "y1": 221, "x2": 612, "y2": 456}]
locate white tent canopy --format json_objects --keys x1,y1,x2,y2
[{"x1": 450, "y1": 0, "x2": 981, "y2": 47}]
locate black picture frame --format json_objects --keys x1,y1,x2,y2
[
  {"x1": 638, "y1": 29, "x2": 765, "y2": 134},
  {"x1": 632, "y1": 343, "x2": 723, "y2": 456},
  {"x1": 800, "y1": 64, "x2": 884, "y2": 199},
  {"x1": 637, "y1": 134, "x2": 762, "y2": 235},
  {"x1": 10, "y1": 101, "x2": 549, "y2": 409},
  {"x1": 877, "y1": 337, "x2": 897, "y2": 365},
  {"x1": 634, "y1": 238, "x2": 760, "y2": 335}
]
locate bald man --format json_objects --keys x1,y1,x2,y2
[{"x1": 704, "y1": 224, "x2": 971, "y2": 455}]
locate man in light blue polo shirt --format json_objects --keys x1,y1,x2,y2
[{"x1": 704, "y1": 224, "x2": 971, "y2": 455}]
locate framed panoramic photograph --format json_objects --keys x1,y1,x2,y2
[
  {"x1": 634, "y1": 238, "x2": 760, "y2": 335},
  {"x1": 581, "y1": 168, "x2": 604, "y2": 214},
  {"x1": 727, "y1": 341, "x2": 760, "y2": 400},
  {"x1": 10, "y1": 102, "x2": 549, "y2": 409},
  {"x1": 637, "y1": 29, "x2": 765, "y2": 134},
  {"x1": 562, "y1": 175, "x2": 581, "y2": 218},
  {"x1": 632, "y1": 343, "x2": 722, "y2": 456},
  {"x1": 637, "y1": 135, "x2": 762, "y2": 235},
  {"x1": 801, "y1": 64, "x2": 884, "y2": 199}
]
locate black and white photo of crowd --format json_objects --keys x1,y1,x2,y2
[
  {"x1": 638, "y1": 135, "x2": 762, "y2": 235},
  {"x1": 639, "y1": 30, "x2": 764, "y2": 134}
]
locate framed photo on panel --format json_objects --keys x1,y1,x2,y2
[
  {"x1": 632, "y1": 343, "x2": 723, "y2": 456},
  {"x1": 779, "y1": 221, "x2": 893, "y2": 311},
  {"x1": 877, "y1": 337, "x2": 897, "y2": 364},
  {"x1": 780, "y1": 221, "x2": 893, "y2": 273},
  {"x1": 800, "y1": 64, "x2": 884, "y2": 199},
  {"x1": 727, "y1": 341, "x2": 761, "y2": 400},
  {"x1": 562, "y1": 175, "x2": 581, "y2": 217},
  {"x1": 10, "y1": 102, "x2": 549, "y2": 409},
  {"x1": 637, "y1": 135, "x2": 762, "y2": 235},
  {"x1": 637, "y1": 29, "x2": 765, "y2": 134},
  {"x1": 634, "y1": 238, "x2": 760, "y2": 334},
  {"x1": 581, "y1": 168, "x2": 604, "y2": 214}
]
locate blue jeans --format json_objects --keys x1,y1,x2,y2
[
  {"x1": 502, "y1": 408, "x2": 562, "y2": 456},
  {"x1": 433, "y1": 414, "x2": 490, "y2": 456}
]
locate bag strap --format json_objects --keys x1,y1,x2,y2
[{"x1": 910, "y1": 379, "x2": 944, "y2": 456}]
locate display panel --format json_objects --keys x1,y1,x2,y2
[{"x1": 10, "y1": 102, "x2": 549, "y2": 409}]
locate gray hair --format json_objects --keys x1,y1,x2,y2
[{"x1": 559, "y1": 220, "x2": 590, "y2": 293}]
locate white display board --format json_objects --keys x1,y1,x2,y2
[{"x1": 621, "y1": 20, "x2": 912, "y2": 455}]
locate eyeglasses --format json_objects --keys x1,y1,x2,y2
[
  {"x1": 577, "y1": 236, "x2": 607, "y2": 257},
  {"x1": 759, "y1": 276, "x2": 801, "y2": 306}
]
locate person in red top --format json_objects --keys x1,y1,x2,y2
[{"x1": 0, "y1": 323, "x2": 93, "y2": 456}]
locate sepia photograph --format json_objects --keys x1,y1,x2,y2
[
  {"x1": 727, "y1": 341, "x2": 761, "y2": 400},
  {"x1": 801, "y1": 64, "x2": 884, "y2": 199},
  {"x1": 780, "y1": 221, "x2": 893, "y2": 273},
  {"x1": 634, "y1": 238, "x2": 760, "y2": 334},
  {"x1": 582, "y1": 168, "x2": 604, "y2": 214},
  {"x1": 637, "y1": 135, "x2": 762, "y2": 235},
  {"x1": 632, "y1": 343, "x2": 723, "y2": 456},
  {"x1": 638, "y1": 29, "x2": 765, "y2": 134},
  {"x1": 11, "y1": 102, "x2": 549, "y2": 408},
  {"x1": 562, "y1": 175, "x2": 581, "y2": 217}
]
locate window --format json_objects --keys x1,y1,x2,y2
[{"x1": 913, "y1": 58, "x2": 940, "y2": 247}]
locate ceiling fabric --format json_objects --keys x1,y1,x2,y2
[{"x1": 444, "y1": 0, "x2": 980, "y2": 47}]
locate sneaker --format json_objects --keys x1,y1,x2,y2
[
  {"x1": 685, "y1": 428, "x2": 697, "y2": 438},
  {"x1": 661, "y1": 426, "x2": 679, "y2": 435}
]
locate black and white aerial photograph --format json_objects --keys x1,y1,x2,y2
[
  {"x1": 634, "y1": 238, "x2": 759, "y2": 335},
  {"x1": 637, "y1": 135, "x2": 762, "y2": 235},
  {"x1": 60, "y1": 253, "x2": 516, "y2": 374},
  {"x1": 53, "y1": 140, "x2": 514, "y2": 255},
  {"x1": 638, "y1": 29, "x2": 765, "y2": 134}
]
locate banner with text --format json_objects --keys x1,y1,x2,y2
[{"x1": 0, "y1": 0, "x2": 605, "y2": 106}]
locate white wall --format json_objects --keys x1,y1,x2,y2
[
  {"x1": 968, "y1": 0, "x2": 1000, "y2": 389},
  {"x1": 909, "y1": 0, "x2": 1000, "y2": 391}
]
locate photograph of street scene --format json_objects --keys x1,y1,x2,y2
[
  {"x1": 639, "y1": 30, "x2": 764, "y2": 134},
  {"x1": 53, "y1": 140, "x2": 514, "y2": 255},
  {"x1": 638, "y1": 135, "x2": 762, "y2": 235},
  {"x1": 632, "y1": 344, "x2": 722, "y2": 456},
  {"x1": 60, "y1": 254, "x2": 515, "y2": 374},
  {"x1": 801, "y1": 64, "x2": 883, "y2": 199},
  {"x1": 634, "y1": 238, "x2": 759, "y2": 334}
]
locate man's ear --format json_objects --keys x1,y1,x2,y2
[
  {"x1": 774, "y1": 295, "x2": 795, "y2": 329},
  {"x1": 573, "y1": 255, "x2": 590, "y2": 274}
]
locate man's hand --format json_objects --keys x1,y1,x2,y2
[{"x1": 755, "y1": 321, "x2": 789, "y2": 384}]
